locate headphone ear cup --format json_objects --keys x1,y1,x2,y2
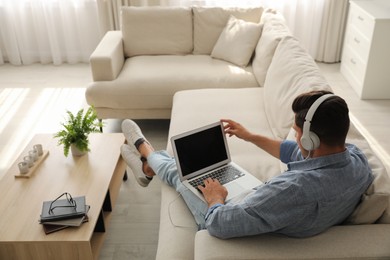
[
  {"x1": 301, "y1": 134, "x2": 313, "y2": 151},
  {"x1": 309, "y1": 131, "x2": 320, "y2": 150},
  {"x1": 300, "y1": 131, "x2": 320, "y2": 151}
]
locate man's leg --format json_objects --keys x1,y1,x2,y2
[
  {"x1": 121, "y1": 119, "x2": 208, "y2": 228},
  {"x1": 146, "y1": 150, "x2": 208, "y2": 228}
]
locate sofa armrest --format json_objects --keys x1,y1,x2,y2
[
  {"x1": 195, "y1": 224, "x2": 390, "y2": 259},
  {"x1": 90, "y1": 31, "x2": 124, "y2": 81}
]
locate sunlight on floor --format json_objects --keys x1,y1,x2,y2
[{"x1": 0, "y1": 87, "x2": 87, "y2": 179}]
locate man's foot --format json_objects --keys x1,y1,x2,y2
[
  {"x1": 121, "y1": 144, "x2": 153, "y2": 187},
  {"x1": 122, "y1": 119, "x2": 148, "y2": 149}
]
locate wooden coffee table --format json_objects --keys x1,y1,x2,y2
[{"x1": 0, "y1": 133, "x2": 126, "y2": 260}]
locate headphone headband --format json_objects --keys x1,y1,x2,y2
[{"x1": 301, "y1": 94, "x2": 335, "y2": 151}]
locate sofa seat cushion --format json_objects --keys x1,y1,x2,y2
[
  {"x1": 86, "y1": 55, "x2": 259, "y2": 111},
  {"x1": 156, "y1": 183, "x2": 198, "y2": 260},
  {"x1": 194, "y1": 225, "x2": 390, "y2": 260},
  {"x1": 167, "y1": 88, "x2": 281, "y2": 182}
]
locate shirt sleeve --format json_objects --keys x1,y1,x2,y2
[
  {"x1": 280, "y1": 140, "x2": 302, "y2": 164},
  {"x1": 205, "y1": 203, "x2": 224, "y2": 221},
  {"x1": 205, "y1": 180, "x2": 305, "y2": 239}
]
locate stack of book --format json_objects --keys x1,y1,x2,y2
[{"x1": 39, "y1": 194, "x2": 90, "y2": 234}]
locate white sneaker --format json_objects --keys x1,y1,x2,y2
[
  {"x1": 122, "y1": 119, "x2": 147, "y2": 147},
  {"x1": 120, "y1": 144, "x2": 152, "y2": 187}
]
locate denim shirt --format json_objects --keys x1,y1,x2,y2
[{"x1": 205, "y1": 140, "x2": 373, "y2": 239}]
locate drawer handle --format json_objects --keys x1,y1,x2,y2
[
  {"x1": 350, "y1": 58, "x2": 356, "y2": 65},
  {"x1": 354, "y1": 38, "x2": 360, "y2": 44},
  {"x1": 358, "y1": 16, "x2": 364, "y2": 21}
]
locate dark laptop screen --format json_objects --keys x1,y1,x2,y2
[{"x1": 174, "y1": 125, "x2": 228, "y2": 177}]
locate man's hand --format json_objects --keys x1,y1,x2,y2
[
  {"x1": 198, "y1": 178, "x2": 228, "y2": 208},
  {"x1": 221, "y1": 119, "x2": 253, "y2": 141}
]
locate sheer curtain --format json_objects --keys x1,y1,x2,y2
[
  {"x1": 0, "y1": 0, "x2": 347, "y2": 65},
  {"x1": 315, "y1": 0, "x2": 348, "y2": 62},
  {"x1": 0, "y1": 0, "x2": 100, "y2": 65}
]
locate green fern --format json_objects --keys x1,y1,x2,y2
[{"x1": 54, "y1": 106, "x2": 103, "y2": 157}]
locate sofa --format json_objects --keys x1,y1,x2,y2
[
  {"x1": 159, "y1": 35, "x2": 390, "y2": 258},
  {"x1": 86, "y1": 6, "x2": 390, "y2": 259},
  {"x1": 86, "y1": 6, "x2": 272, "y2": 119}
]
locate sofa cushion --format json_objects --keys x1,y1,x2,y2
[
  {"x1": 252, "y1": 10, "x2": 291, "y2": 87},
  {"x1": 194, "y1": 225, "x2": 390, "y2": 260},
  {"x1": 263, "y1": 36, "x2": 331, "y2": 139},
  {"x1": 168, "y1": 88, "x2": 281, "y2": 182},
  {"x1": 211, "y1": 15, "x2": 263, "y2": 67},
  {"x1": 86, "y1": 55, "x2": 259, "y2": 112},
  {"x1": 193, "y1": 7, "x2": 263, "y2": 55},
  {"x1": 121, "y1": 6, "x2": 193, "y2": 57},
  {"x1": 156, "y1": 184, "x2": 197, "y2": 260},
  {"x1": 344, "y1": 121, "x2": 390, "y2": 224}
]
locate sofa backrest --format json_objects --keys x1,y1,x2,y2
[
  {"x1": 252, "y1": 9, "x2": 291, "y2": 87},
  {"x1": 121, "y1": 6, "x2": 193, "y2": 57},
  {"x1": 120, "y1": 6, "x2": 264, "y2": 59},
  {"x1": 192, "y1": 7, "x2": 263, "y2": 55},
  {"x1": 263, "y1": 36, "x2": 331, "y2": 139}
]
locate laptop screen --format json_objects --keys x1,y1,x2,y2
[{"x1": 172, "y1": 123, "x2": 230, "y2": 178}]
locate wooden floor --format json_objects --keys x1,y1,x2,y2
[{"x1": 0, "y1": 62, "x2": 389, "y2": 259}]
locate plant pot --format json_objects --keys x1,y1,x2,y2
[{"x1": 71, "y1": 144, "x2": 87, "y2": 156}]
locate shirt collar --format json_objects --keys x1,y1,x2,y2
[{"x1": 287, "y1": 147, "x2": 351, "y2": 171}]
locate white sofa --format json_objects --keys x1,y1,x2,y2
[
  {"x1": 86, "y1": 6, "x2": 272, "y2": 119},
  {"x1": 156, "y1": 14, "x2": 390, "y2": 260},
  {"x1": 86, "y1": 6, "x2": 390, "y2": 259}
]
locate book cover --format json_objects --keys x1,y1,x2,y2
[{"x1": 40, "y1": 196, "x2": 86, "y2": 222}]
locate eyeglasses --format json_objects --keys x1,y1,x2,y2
[{"x1": 48, "y1": 192, "x2": 77, "y2": 214}]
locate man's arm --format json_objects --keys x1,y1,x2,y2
[{"x1": 221, "y1": 119, "x2": 281, "y2": 159}]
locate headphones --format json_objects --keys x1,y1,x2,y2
[{"x1": 301, "y1": 94, "x2": 335, "y2": 151}]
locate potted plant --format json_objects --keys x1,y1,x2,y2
[{"x1": 54, "y1": 106, "x2": 103, "y2": 157}]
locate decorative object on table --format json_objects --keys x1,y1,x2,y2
[
  {"x1": 39, "y1": 192, "x2": 90, "y2": 234},
  {"x1": 54, "y1": 106, "x2": 103, "y2": 157},
  {"x1": 14, "y1": 144, "x2": 50, "y2": 178}
]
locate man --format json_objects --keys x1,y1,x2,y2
[{"x1": 120, "y1": 90, "x2": 373, "y2": 239}]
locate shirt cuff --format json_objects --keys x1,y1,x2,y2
[{"x1": 205, "y1": 203, "x2": 224, "y2": 221}]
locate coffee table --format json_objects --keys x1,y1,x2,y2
[{"x1": 0, "y1": 133, "x2": 126, "y2": 260}]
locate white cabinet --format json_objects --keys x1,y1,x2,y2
[{"x1": 340, "y1": 0, "x2": 390, "y2": 99}]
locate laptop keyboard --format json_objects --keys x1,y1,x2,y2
[{"x1": 189, "y1": 165, "x2": 245, "y2": 191}]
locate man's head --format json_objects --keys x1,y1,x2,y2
[{"x1": 292, "y1": 90, "x2": 350, "y2": 154}]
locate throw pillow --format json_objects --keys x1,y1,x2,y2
[
  {"x1": 211, "y1": 15, "x2": 263, "y2": 67},
  {"x1": 344, "y1": 122, "x2": 390, "y2": 224},
  {"x1": 193, "y1": 7, "x2": 263, "y2": 55},
  {"x1": 344, "y1": 193, "x2": 389, "y2": 224}
]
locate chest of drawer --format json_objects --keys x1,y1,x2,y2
[
  {"x1": 341, "y1": 0, "x2": 390, "y2": 99},
  {"x1": 341, "y1": 45, "x2": 366, "y2": 85},
  {"x1": 348, "y1": 4, "x2": 375, "y2": 38},
  {"x1": 344, "y1": 25, "x2": 371, "y2": 62}
]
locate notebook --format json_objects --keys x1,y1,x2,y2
[
  {"x1": 171, "y1": 121, "x2": 263, "y2": 202},
  {"x1": 40, "y1": 196, "x2": 87, "y2": 222}
]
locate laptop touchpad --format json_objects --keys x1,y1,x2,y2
[{"x1": 225, "y1": 182, "x2": 245, "y2": 195}]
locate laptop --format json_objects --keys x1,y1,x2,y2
[{"x1": 171, "y1": 121, "x2": 263, "y2": 203}]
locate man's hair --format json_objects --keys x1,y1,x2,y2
[{"x1": 292, "y1": 90, "x2": 350, "y2": 146}]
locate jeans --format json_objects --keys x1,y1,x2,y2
[{"x1": 147, "y1": 150, "x2": 208, "y2": 229}]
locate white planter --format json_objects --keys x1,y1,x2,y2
[{"x1": 71, "y1": 144, "x2": 87, "y2": 156}]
